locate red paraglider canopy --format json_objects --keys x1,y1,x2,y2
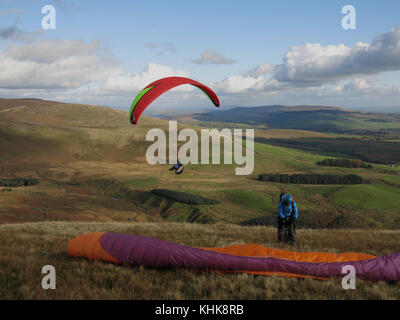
[{"x1": 129, "y1": 76, "x2": 220, "y2": 125}]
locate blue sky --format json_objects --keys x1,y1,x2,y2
[{"x1": 1, "y1": 0, "x2": 400, "y2": 111}]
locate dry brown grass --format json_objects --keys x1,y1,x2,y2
[
  {"x1": 0, "y1": 221, "x2": 399, "y2": 300},
  {"x1": 0, "y1": 99, "x2": 399, "y2": 299}
]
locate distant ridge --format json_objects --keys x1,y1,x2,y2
[{"x1": 191, "y1": 104, "x2": 400, "y2": 134}]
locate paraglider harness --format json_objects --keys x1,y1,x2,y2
[
  {"x1": 278, "y1": 194, "x2": 297, "y2": 244},
  {"x1": 169, "y1": 161, "x2": 184, "y2": 175}
]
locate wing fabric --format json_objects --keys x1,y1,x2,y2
[
  {"x1": 129, "y1": 77, "x2": 220, "y2": 125},
  {"x1": 68, "y1": 232, "x2": 400, "y2": 281}
]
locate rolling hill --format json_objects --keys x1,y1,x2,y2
[
  {"x1": 1, "y1": 98, "x2": 400, "y2": 300},
  {"x1": 0, "y1": 98, "x2": 400, "y2": 229},
  {"x1": 191, "y1": 105, "x2": 400, "y2": 135}
]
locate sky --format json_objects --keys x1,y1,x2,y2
[{"x1": 0, "y1": 0, "x2": 400, "y2": 112}]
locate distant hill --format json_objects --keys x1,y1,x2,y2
[
  {"x1": 192, "y1": 105, "x2": 400, "y2": 134},
  {"x1": 1, "y1": 98, "x2": 400, "y2": 229}
]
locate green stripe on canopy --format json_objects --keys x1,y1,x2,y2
[
  {"x1": 129, "y1": 86, "x2": 154, "y2": 121},
  {"x1": 198, "y1": 87, "x2": 216, "y2": 105}
]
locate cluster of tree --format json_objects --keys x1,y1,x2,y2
[
  {"x1": 0, "y1": 177, "x2": 39, "y2": 187},
  {"x1": 258, "y1": 173, "x2": 364, "y2": 185},
  {"x1": 316, "y1": 158, "x2": 372, "y2": 168},
  {"x1": 151, "y1": 189, "x2": 220, "y2": 205}
]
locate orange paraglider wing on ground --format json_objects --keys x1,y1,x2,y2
[
  {"x1": 67, "y1": 233, "x2": 400, "y2": 281},
  {"x1": 200, "y1": 243, "x2": 375, "y2": 279}
]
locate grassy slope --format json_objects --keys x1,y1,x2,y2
[
  {"x1": 191, "y1": 105, "x2": 400, "y2": 133},
  {"x1": 0, "y1": 221, "x2": 399, "y2": 300},
  {"x1": 1, "y1": 99, "x2": 400, "y2": 300},
  {"x1": 1, "y1": 99, "x2": 400, "y2": 228}
]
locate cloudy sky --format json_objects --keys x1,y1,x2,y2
[{"x1": 1, "y1": 0, "x2": 400, "y2": 112}]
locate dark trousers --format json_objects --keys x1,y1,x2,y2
[{"x1": 277, "y1": 218, "x2": 296, "y2": 244}]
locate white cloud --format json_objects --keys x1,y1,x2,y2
[
  {"x1": 245, "y1": 63, "x2": 274, "y2": 77},
  {"x1": 102, "y1": 62, "x2": 189, "y2": 92},
  {"x1": 1, "y1": 25, "x2": 400, "y2": 109},
  {"x1": 0, "y1": 37, "x2": 195, "y2": 107},
  {"x1": 192, "y1": 49, "x2": 235, "y2": 65},
  {"x1": 0, "y1": 39, "x2": 121, "y2": 89},
  {"x1": 210, "y1": 25, "x2": 400, "y2": 107},
  {"x1": 6, "y1": 39, "x2": 102, "y2": 62},
  {"x1": 286, "y1": 78, "x2": 400, "y2": 105},
  {"x1": 212, "y1": 75, "x2": 279, "y2": 94},
  {"x1": 274, "y1": 25, "x2": 400, "y2": 85}
]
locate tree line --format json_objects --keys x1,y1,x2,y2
[
  {"x1": 258, "y1": 173, "x2": 364, "y2": 185},
  {"x1": 0, "y1": 177, "x2": 39, "y2": 187},
  {"x1": 316, "y1": 158, "x2": 372, "y2": 168}
]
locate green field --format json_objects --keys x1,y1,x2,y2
[
  {"x1": 1, "y1": 98, "x2": 400, "y2": 228},
  {"x1": 1, "y1": 98, "x2": 400, "y2": 300},
  {"x1": 127, "y1": 177, "x2": 159, "y2": 188},
  {"x1": 331, "y1": 183, "x2": 400, "y2": 212}
]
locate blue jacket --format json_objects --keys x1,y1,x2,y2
[
  {"x1": 278, "y1": 200, "x2": 298, "y2": 219},
  {"x1": 171, "y1": 162, "x2": 183, "y2": 170}
]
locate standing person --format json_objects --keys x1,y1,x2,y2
[{"x1": 277, "y1": 193, "x2": 299, "y2": 245}]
